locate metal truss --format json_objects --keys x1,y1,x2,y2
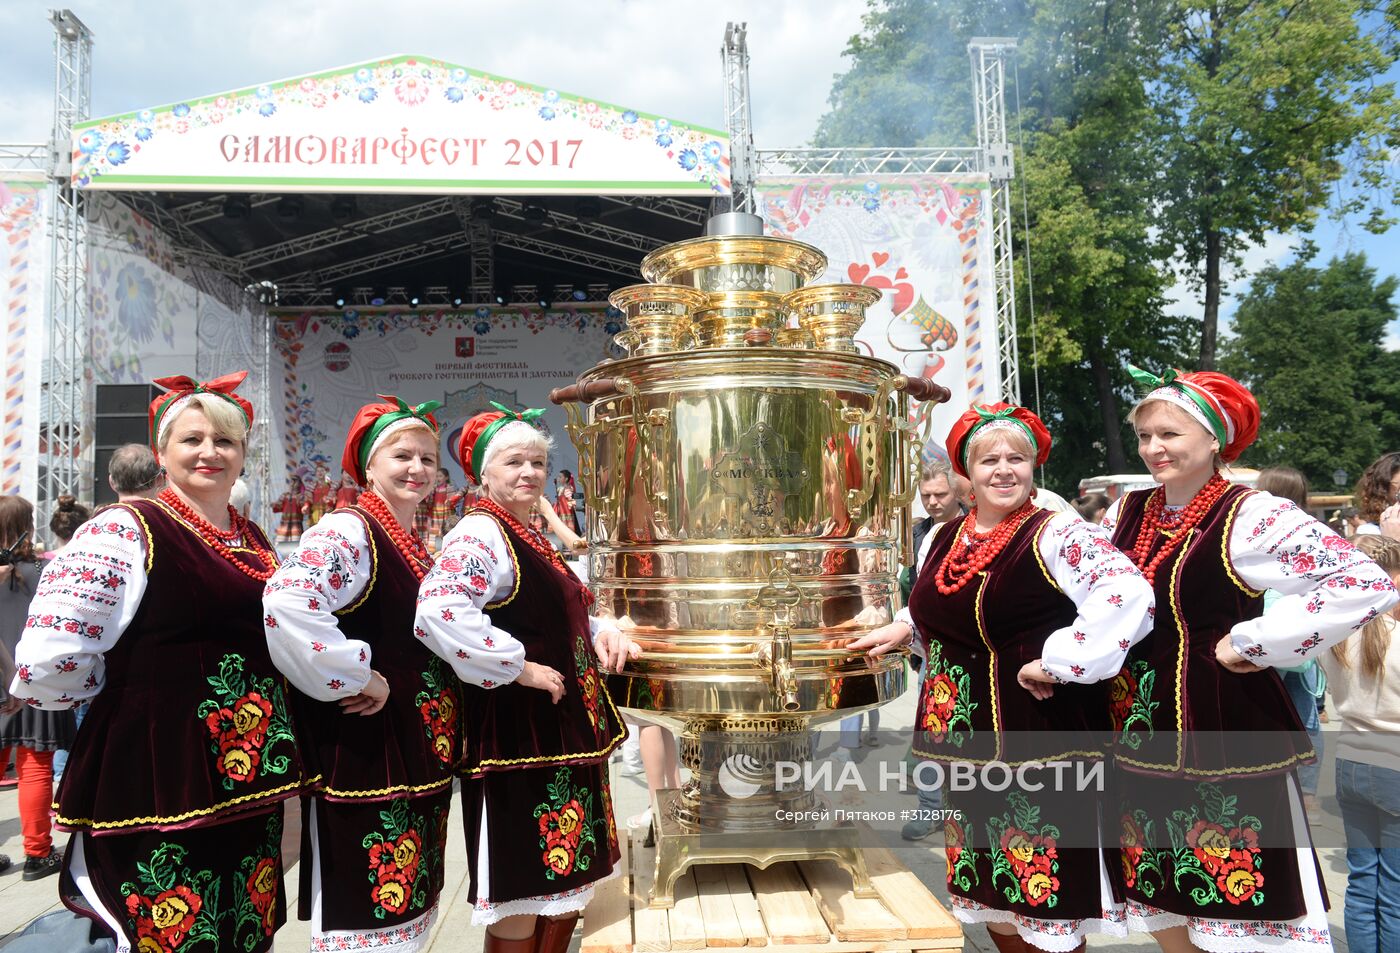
[
  {"x1": 495, "y1": 230, "x2": 640, "y2": 279},
  {"x1": 602, "y1": 195, "x2": 706, "y2": 227},
  {"x1": 721, "y1": 22, "x2": 756, "y2": 213},
  {"x1": 0, "y1": 143, "x2": 48, "y2": 174},
  {"x1": 171, "y1": 194, "x2": 280, "y2": 226},
  {"x1": 969, "y1": 37, "x2": 1020, "y2": 404},
  {"x1": 494, "y1": 198, "x2": 662, "y2": 254},
  {"x1": 119, "y1": 192, "x2": 250, "y2": 281},
  {"x1": 238, "y1": 198, "x2": 455, "y2": 271},
  {"x1": 41, "y1": 9, "x2": 93, "y2": 518},
  {"x1": 754, "y1": 147, "x2": 982, "y2": 177}
]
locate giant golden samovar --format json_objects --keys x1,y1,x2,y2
[{"x1": 551, "y1": 214, "x2": 949, "y2": 905}]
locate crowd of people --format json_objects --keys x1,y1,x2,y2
[{"x1": 0, "y1": 364, "x2": 1396, "y2": 953}]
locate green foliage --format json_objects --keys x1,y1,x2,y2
[{"x1": 1222, "y1": 251, "x2": 1400, "y2": 487}]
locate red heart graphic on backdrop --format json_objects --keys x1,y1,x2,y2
[
  {"x1": 895, "y1": 268, "x2": 908, "y2": 280},
  {"x1": 848, "y1": 263, "x2": 871, "y2": 284},
  {"x1": 873, "y1": 252, "x2": 890, "y2": 267}
]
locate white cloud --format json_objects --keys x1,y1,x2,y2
[{"x1": 0, "y1": 0, "x2": 865, "y2": 148}]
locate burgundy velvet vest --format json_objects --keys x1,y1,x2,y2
[
  {"x1": 458, "y1": 510, "x2": 626, "y2": 777},
  {"x1": 1109, "y1": 485, "x2": 1311, "y2": 777},
  {"x1": 293, "y1": 507, "x2": 458, "y2": 801},
  {"x1": 56, "y1": 499, "x2": 305, "y2": 834},
  {"x1": 908, "y1": 508, "x2": 1109, "y2": 765}
]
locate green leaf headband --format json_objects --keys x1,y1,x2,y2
[
  {"x1": 359, "y1": 396, "x2": 444, "y2": 479},
  {"x1": 962, "y1": 406, "x2": 1038, "y2": 467},
  {"x1": 1128, "y1": 365, "x2": 1227, "y2": 447},
  {"x1": 470, "y1": 401, "x2": 546, "y2": 481}
]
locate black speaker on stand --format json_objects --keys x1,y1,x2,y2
[{"x1": 94, "y1": 384, "x2": 159, "y2": 506}]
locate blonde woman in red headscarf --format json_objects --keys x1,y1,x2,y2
[
  {"x1": 263, "y1": 395, "x2": 462, "y2": 952},
  {"x1": 1104, "y1": 367, "x2": 1399, "y2": 953},
  {"x1": 414, "y1": 403, "x2": 635, "y2": 953},
  {"x1": 849, "y1": 403, "x2": 1154, "y2": 953},
  {"x1": 9, "y1": 372, "x2": 303, "y2": 953}
]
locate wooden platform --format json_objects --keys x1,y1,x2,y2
[{"x1": 581, "y1": 831, "x2": 963, "y2": 953}]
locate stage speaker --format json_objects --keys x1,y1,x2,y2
[{"x1": 94, "y1": 383, "x2": 158, "y2": 506}]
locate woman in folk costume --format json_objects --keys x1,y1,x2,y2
[
  {"x1": 262, "y1": 396, "x2": 462, "y2": 952},
  {"x1": 9, "y1": 372, "x2": 303, "y2": 953},
  {"x1": 306, "y1": 467, "x2": 334, "y2": 527},
  {"x1": 426, "y1": 468, "x2": 457, "y2": 551},
  {"x1": 848, "y1": 404, "x2": 1155, "y2": 953},
  {"x1": 274, "y1": 474, "x2": 307, "y2": 543},
  {"x1": 414, "y1": 402, "x2": 635, "y2": 953},
  {"x1": 553, "y1": 470, "x2": 581, "y2": 537},
  {"x1": 1104, "y1": 367, "x2": 1398, "y2": 953},
  {"x1": 333, "y1": 473, "x2": 359, "y2": 511}
]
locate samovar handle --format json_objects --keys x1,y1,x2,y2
[
  {"x1": 892, "y1": 375, "x2": 952, "y2": 404},
  {"x1": 549, "y1": 377, "x2": 629, "y2": 405}
]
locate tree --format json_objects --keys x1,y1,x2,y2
[
  {"x1": 814, "y1": 0, "x2": 1189, "y2": 490},
  {"x1": 1221, "y1": 250, "x2": 1400, "y2": 487},
  {"x1": 1151, "y1": 0, "x2": 1400, "y2": 369}
]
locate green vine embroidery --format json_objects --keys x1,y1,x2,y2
[
  {"x1": 415, "y1": 656, "x2": 459, "y2": 766},
  {"x1": 918, "y1": 639, "x2": 977, "y2": 748},
  {"x1": 1112, "y1": 658, "x2": 1159, "y2": 750},
  {"x1": 197, "y1": 654, "x2": 295, "y2": 790},
  {"x1": 232, "y1": 814, "x2": 283, "y2": 949},
  {"x1": 944, "y1": 815, "x2": 979, "y2": 892},
  {"x1": 121, "y1": 844, "x2": 222, "y2": 953},
  {"x1": 984, "y1": 793, "x2": 1062, "y2": 909},
  {"x1": 534, "y1": 767, "x2": 606, "y2": 881},
  {"x1": 1164, "y1": 782, "x2": 1266, "y2": 907},
  {"x1": 363, "y1": 798, "x2": 445, "y2": 920}
]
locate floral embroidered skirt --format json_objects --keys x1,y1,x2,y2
[
  {"x1": 301, "y1": 790, "x2": 452, "y2": 953},
  {"x1": 462, "y1": 761, "x2": 620, "y2": 924},
  {"x1": 65, "y1": 808, "x2": 286, "y2": 953},
  {"x1": 1115, "y1": 768, "x2": 1331, "y2": 949}
]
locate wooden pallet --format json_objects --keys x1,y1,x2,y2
[{"x1": 581, "y1": 831, "x2": 963, "y2": 953}]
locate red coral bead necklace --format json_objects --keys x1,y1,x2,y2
[
  {"x1": 1127, "y1": 472, "x2": 1230, "y2": 586},
  {"x1": 475, "y1": 497, "x2": 571, "y2": 578},
  {"x1": 357, "y1": 490, "x2": 432, "y2": 580},
  {"x1": 934, "y1": 498, "x2": 1037, "y2": 595},
  {"x1": 158, "y1": 488, "x2": 277, "y2": 581}
]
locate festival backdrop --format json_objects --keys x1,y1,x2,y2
[
  {"x1": 0, "y1": 178, "x2": 47, "y2": 500},
  {"x1": 272, "y1": 304, "x2": 622, "y2": 490},
  {"x1": 754, "y1": 175, "x2": 1001, "y2": 463}
]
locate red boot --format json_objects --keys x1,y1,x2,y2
[{"x1": 534, "y1": 913, "x2": 580, "y2": 953}]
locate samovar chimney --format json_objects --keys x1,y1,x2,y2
[{"x1": 703, "y1": 211, "x2": 766, "y2": 236}]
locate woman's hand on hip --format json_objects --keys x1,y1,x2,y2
[
  {"x1": 1016, "y1": 660, "x2": 1058, "y2": 701},
  {"x1": 340, "y1": 670, "x2": 390, "y2": 716},
  {"x1": 844, "y1": 621, "x2": 913, "y2": 657},
  {"x1": 519, "y1": 661, "x2": 566, "y2": 703},
  {"x1": 1215, "y1": 635, "x2": 1262, "y2": 674},
  {"x1": 594, "y1": 627, "x2": 641, "y2": 673}
]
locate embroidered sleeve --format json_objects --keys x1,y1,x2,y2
[
  {"x1": 414, "y1": 514, "x2": 526, "y2": 687},
  {"x1": 1228, "y1": 492, "x2": 1399, "y2": 665},
  {"x1": 1100, "y1": 497, "x2": 1124, "y2": 533},
  {"x1": 262, "y1": 511, "x2": 373, "y2": 700},
  {"x1": 1038, "y1": 512, "x2": 1155, "y2": 683},
  {"x1": 8, "y1": 508, "x2": 148, "y2": 709}
]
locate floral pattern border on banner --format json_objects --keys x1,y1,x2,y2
[{"x1": 72, "y1": 55, "x2": 730, "y2": 192}]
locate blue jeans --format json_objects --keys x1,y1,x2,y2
[
  {"x1": 1336, "y1": 758, "x2": 1400, "y2": 953},
  {"x1": 50, "y1": 701, "x2": 88, "y2": 781},
  {"x1": 838, "y1": 710, "x2": 880, "y2": 749},
  {"x1": 1281, "y1": 668, "x2": 1322, "y2": 795}
]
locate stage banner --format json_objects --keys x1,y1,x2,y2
[
  {"x1": 273, "y1": 304, "x2": 620, "y2": 492},
  {"x1": 1, "y1": 178, "x2": 47, "y2": 500},
  {"x1": 754, "y1": 175, "x2": 1001, "y2": 464},
  {"x1": 71, "y1": 56, "x2": 729, "y2": 196}
]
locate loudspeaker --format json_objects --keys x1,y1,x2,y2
[{"x1": 94, "y1": 384, "x2": 158, "y2": 506}]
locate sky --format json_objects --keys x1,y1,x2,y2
[{"x1": 3, "y1": 0, "x2": 1396, "y2": 338}]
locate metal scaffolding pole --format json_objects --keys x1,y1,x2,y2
[
  {"x1": 968, "y1": 37, "x2": 1020, "y2": 405},
  {"x1": 42, "y1": 9, "x2": 93, "y2": 520},
  {"x1": 721, "y1": 22, "x2": 756, "y2": 215}
]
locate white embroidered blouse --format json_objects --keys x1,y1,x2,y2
[
  {"x1": 413, "y1": 513, "x2": 612, "y2": 688},
  {"x1": 897, "y1": 510, "x2": 1156, "y2": 684},
  {"x1": 1102, "y1": 489, "x2": 1399, "y2": 665}
]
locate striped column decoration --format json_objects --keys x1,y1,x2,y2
[
  {"x1": 959, "y1": 193, "x2": 985, "y2": 404},
  {"x1": 2, "y1": 192, "x2": 37, "y2": 495}
]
